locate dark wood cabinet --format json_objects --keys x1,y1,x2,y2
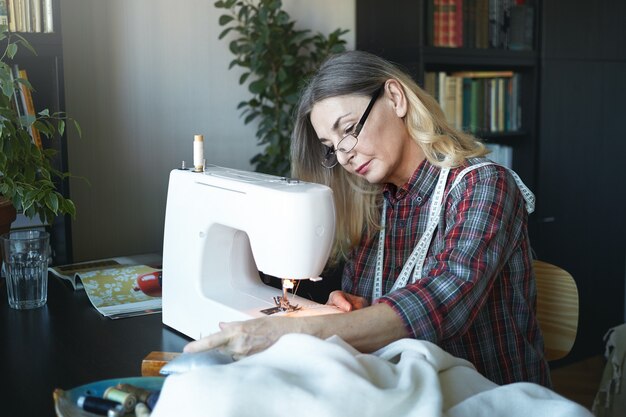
[{"x1": 533, "y1": 0, "x2": 626, "y2": 363}]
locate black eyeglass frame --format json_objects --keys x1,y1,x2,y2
[{"x1": 322, "y1": 83, "x2": 386, "y2": 168}]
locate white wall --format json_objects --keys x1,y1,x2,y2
[{"x1": 60, "y1": 0, "x2": 355, "y2": 261}]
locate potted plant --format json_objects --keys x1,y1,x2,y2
[
  {"x1": 215, "y1": 0, "x2": 348, "y2": 176},
  {"x1": 0, "y1": 29, "x2": 79, "y2": 251}
]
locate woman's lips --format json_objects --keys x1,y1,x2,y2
[{"x1": 356, "y1": 161, "x2": 371, "y2": 175}]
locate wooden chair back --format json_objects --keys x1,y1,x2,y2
[{"x1": 533, "y1": 260, "x2": 579, "y2": 361}]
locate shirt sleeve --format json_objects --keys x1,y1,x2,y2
[{"x1": 375, "y1": 165, "x2": 527, "y2": 343}]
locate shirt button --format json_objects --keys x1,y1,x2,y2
[{"x1": 416, "y1": 196, "x2": 423, "y2": 203}]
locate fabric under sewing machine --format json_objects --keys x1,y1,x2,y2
[{"x1": 152, "y1": 334, "x2": 593, "y2": 417}]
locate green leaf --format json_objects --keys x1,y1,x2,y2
[
  {"x1": 239, "y1": 72, "x2": 250, "y2": 85},
  {"x1": 73, "y1": 119, "x2": 82, "y2": 137},
  {"x1": 218, "y1": 27, "x2": 234, "y2": 40},
  {"x1": 249, "y1": 79, "x2": 266, "y2": 94},
  {"x1": 7, "y1": 43, "x2": 17, "y2": 59},
  {"x1": 219, "y1": 15, "x2": 235, "y2": 26},
  {"x1": 244, "y1": 112, "x2": 259, "y2": 124},
  {"x1": 215, "y1": 0, "x2": 349, "y2": 176},
  {"x1": 46, "y1": 192, "x2": 59, "y2": 213}
]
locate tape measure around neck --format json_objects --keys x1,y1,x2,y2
[
  {"x1": 372, "y1": 162, "x2": 535, "y2": 301},
  {"x1": 373, "y1": 167, "x2": 450, "y2": 300}
]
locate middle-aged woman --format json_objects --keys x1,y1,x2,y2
[{"x1": 185, "y1": 50, "x2": 550, "y2": 387}]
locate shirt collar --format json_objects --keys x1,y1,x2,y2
[{"x1": 382, "y1": 159, "x2": 440, "y2": 206}]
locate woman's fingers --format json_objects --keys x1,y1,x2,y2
[
  {"x1": 183, "y1": 317, "x2": 287, "y2": 358},
  {"x1": 326, "y1": 291, "x2": 370, "y2": 312},
  {"x1": 183, "y1": 322, "x2": 234, "y2": 353},
  {"x1": 327, "y1": 291, "x2": 354, "y2": 311}
]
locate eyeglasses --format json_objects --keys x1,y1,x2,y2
[{"x1": 321, "y1": 84, "x2": 385, "y2": 168}]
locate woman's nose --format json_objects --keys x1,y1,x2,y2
[{"x1": 336, "y1": 149, "x2": 355, "y2": 166}]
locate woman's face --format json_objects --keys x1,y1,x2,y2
[{"x1": 310, "y1": 80, "x2": 424, "y2": 187}]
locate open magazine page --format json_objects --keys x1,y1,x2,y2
[
  {"x1": 48, "y1": 253, "x2": 162, "y2": 290},
  {"x1": 79, "y1": 265, "x2": 162, "y2": 319},
  {"x1": 48, "y1": 259, "x2": 121, "y2": 290}
]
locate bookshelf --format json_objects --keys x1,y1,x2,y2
[
  {"x1": 356, "y1": 0, "x2": 539, "y2": 191},
  {"x1": 4, "y1": 0, "x2": 72, "y2": 265}
]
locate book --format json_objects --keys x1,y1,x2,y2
[
  {"x1": 49, "y1": 253, "x2": 163, "y2": 319},
  {"x1": 7, "y1": 0, "x2": 15, "y2": 31},
  {"x1": 508, "y1": 4, "x2": 533, "y2": 50},
  {"x1": 452, "y1": 0, "x2": 464, "y2": 47},
  {"x1": 16, "y1": 67, "x2": 42, "y2": 149},
  {"x1": 0, "y1": 0, "x2": 8, "y2": 26},
  {"x1": 42, "y1": 0, "x2": 52, "y2": 32},
  {"x1": 485, "y1": 143, "x2": 513, "y2": 169},
  {"x1": 451, "y1": 70, "x2": 514, "y2": 78},
  {"x1": 31, "y1": 0, "x2": 41, "y2": 32},
  {"x1": 476, "y1": 0, "x2": 489, "y2": 48}
]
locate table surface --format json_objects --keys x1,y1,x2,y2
[{"x1": 0, "y1": 273, "x2": 190, "y2": 417}]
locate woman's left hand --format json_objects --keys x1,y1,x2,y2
[{"x1": 183, "y1": 316, "x2": 298, "y2": 359}]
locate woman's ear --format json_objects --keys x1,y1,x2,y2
[{"x1": 385, "y1": 79, "x2": 408, "y2": 118}]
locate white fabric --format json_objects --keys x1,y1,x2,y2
[{"x1": 152, "y1": 334, "x2": 592, "y2": 417}]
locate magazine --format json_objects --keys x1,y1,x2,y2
[
  {"x1": 79, "y1": 265, "x2": 162, "y2": 319},
  {"x1": 49, "y1": 253, "x2": 163, "y2": 319},
  {"x1": 48, "y1": 253, "x2": 162, "y2": 290}
]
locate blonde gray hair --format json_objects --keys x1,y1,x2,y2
[{"x1": 291, "y1": 50, "x2": 487, "y2": 263}]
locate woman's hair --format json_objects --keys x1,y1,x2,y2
[{"x1": 291, "y1": 50, "x2": 487, "y2": 263}]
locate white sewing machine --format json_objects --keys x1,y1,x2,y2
[{"x1": 162, "y1": 165, "x2": 340, "y2": 340}]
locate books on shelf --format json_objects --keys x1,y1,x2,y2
[
  {"x1": 49, "y1": 253, "x2": 163, "y2": 319},
  {"x1": 485, "y1": 143, "x2": 513, "y2": 169},
  {"x1": 429, "y1": 0, "x2": 534, "y2": 50},
  {"x1": 5, "y1": 0, "x2": 53, "y2": 33},
  {"x1": 426, "y1": 70, "x2": 521, "y2": 135},
  {"x1": 0, "y1": 1, "x2": 8, "y2": 27},
  {"x1": 10, "y1": 64, "x2": 43, "y2": 148},
  {"x1": 15, "y1": 66, "x2": 42, "y2": 148}
]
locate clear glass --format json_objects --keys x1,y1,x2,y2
[{"x1": 1, "y1": 230, "x2": 49, "y2": 310}]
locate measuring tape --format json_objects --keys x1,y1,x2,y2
[{"x1": 372, "y1": 162, "x2": 534, "y2": 300}]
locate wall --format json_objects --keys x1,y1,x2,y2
[{"x1": 60, "y1": 0, "x2": 355, "y2": 261}]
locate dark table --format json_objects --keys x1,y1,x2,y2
[{"x1": 0, "y1": 274, "x2": 190, "y2": 417}]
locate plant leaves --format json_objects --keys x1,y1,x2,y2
[{"x1": 219, "y1": 15, "x2": 234, "y2": 26}]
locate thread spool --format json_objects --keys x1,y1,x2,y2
[
  {"x1": 76, "y1": 396, "x2": 125, "y2": 417},
  {"x1": 135, "y1": 402, "x2": 150, "y2": 417},
  {"x1": 114, "y1": 383, "x2": 152, "y2": 403},
  {"x1": 193, "y1": 134, "x2": 204, "y2": 172},
  {"x1": 103, "y1": 387, "x2": 137, "y2": 411}
]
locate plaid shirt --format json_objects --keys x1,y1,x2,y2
[{"x1": 343, "y1": 158, "x2": 550, "y2": 386}]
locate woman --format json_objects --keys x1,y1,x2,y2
[{"x1": 185, "y1": 50, "x2": 550, "y2": 387}]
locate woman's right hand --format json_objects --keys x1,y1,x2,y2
[{"x1": 326, "y1": 290, "x2": 370, "y2": 312}]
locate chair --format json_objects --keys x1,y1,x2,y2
[{"x1": 533, "y1": 260, "x2": 579, "y2": 361}]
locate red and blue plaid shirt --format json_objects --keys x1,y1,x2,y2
[{"x1": 343, "y1": 158, "x2": 550, "y2": 386}]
